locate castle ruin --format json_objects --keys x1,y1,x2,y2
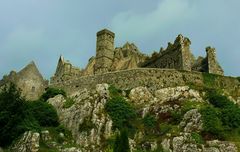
[
  {"x1": 1, "y1": 29, "x2": 228, "y2": 100},
  {"x1": 51, "y1": 29, "x2": 224, "y2": 84}
]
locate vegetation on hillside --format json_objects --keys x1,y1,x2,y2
[
  {"x1": 1, "y1": 82, "x2": 240, "y2": 151},
  {"x1": 237, "y1": 77, "x2": 240, "y2": 82},
  {"x1": 113, "y1": 129, "x2": 130, "y2": 152},
  {"x1": 0, "y1": 83, "x2": 61, "y2": 148},
  {"x1": 40, "y1": 87, "x2": 66, "y2": 101},
  {"x1": 104, "y1": 85, "x2": 240, "y2": 151}
]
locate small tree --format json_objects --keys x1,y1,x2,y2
[{"x1": 0, "y1": 83, "x2": 39, "y2": 147}]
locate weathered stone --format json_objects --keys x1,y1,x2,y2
[
  {"x1": 206, "y1": 140, "x2": 238, "y2": 152},
  {"x1": 12, "y1": 131, "x2": 40, "y2": 152},
  {"x1": 161, "y1": 138, "x2": 172, "y2": 152},
  {"x1": 61, "y1": 147, "x2": 82, "y2": 152},
  {"x1": 154, "y1": 86, "x2": 203, "y2": 103},
  {"x1": 179, "y1": 109, "x2": 203, "y2": 132},
  {"x1": 142, "y1": 34, "x2": 193, "y2": 71},
  {"x1": 203, "y1": 147, "x2": 220, "y2": 152},
  {"x1": 129, "y1": 86, "x2": 153, "y2": 105},
  {"x1": 1, "y1": 61, "x2": 47, "y2": 100},
  {"x1": 41, "y1": 130, "x2": 51, "y2": 142},
  {"x1": 48, "y1": 84, "x2": 113, "y2": 151},
  {"x1": 96, "y1": 83, "x2": 109, "y2": 98},
  {"x1": 206, "y1": 47, "x2": 224, "y2": 75}
]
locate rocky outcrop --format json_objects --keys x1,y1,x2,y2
[
  {"x1": 46, "y1": 84, "x2": 238, "y2": 152},
  {"x1": 161, "y1": 133, "x2": 238, "y2": 152},
  {"x1": 154, "y1": 86, "x2": 203, "y2": 103},
  {"x1": 11, "y1": 131, "x2": 40, "y2": 152},
  {"x1": 129, "y1": 86, "x2": 153, "y2": 105},
  {"x1": 48, "y1": 84, "x2": 113, "y2": 151},
  {"x1": 180, "y1": 109, "x2": 203, "y2": 133}
]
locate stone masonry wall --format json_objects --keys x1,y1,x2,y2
[
  {"x1": 50, "y1": 68, "x2": 240, "y2": 97},
  {"x1": 141, "y1": 35, "x2": 193, "y2": 71},
  {"x1": 95, "y1": 29, "x2": 115, "y2": 74}
]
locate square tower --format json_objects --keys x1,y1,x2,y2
[{"x1": 94, "y1": 29, "x2": 115, "y2": 74}]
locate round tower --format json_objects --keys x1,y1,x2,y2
[{"x1": 94, "y1": 29, "x2": 115, "y2": 74}]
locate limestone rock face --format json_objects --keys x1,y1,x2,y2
[
  {"x1": 161, "y1": 133, "x2": 238, "y2": 152},
  {"x1": 154, "y1": 86, "x2": 203, "y2": 103},
  {"x1": 46, "y1": 84, "x2": 238, "y2": 152},
  {"x1": 179, "y1": 109, "x2": 203, "y2": 133},
  {"x1": 129, "y1": 86, "x2": 153, "y2": 105},
  {"x1": 11, "y1": 131, "x2": 40, "y2": 152},
  {"x1": 48, "y1": 84, "x2": 113, "y2": 151}
]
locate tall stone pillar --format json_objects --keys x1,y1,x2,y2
[
  {"x1": 94, "y1": 29, "x2": 115, "y2": 74},
  {"x1": 206, "y1": 46, "x2": 224, "y2": 75},
  {"x1": 178, "y1": 35, "x2": 192, "y2": 71}
]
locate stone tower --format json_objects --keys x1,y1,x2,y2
[
  {"x1": 94, "y1": 29, "x2": 115, "y2": 74},
  {"x1": 177, "y1": 35, "x2": 192, "y2": 71},
  {"x1": 206, "y1": 47, "x2": 224, "y2": 75}
]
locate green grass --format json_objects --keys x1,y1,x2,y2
[
  {"x1": 191, "y1": 132, "x2": 204, "y2": 145},
  {"x1": 202, "y1": 73, "x2": 217, "y2": 87},
  {"x1": 108, "y1": 85, "x2": 122, "y2": 97},
  {"x1": 63, "y1": 98, "x2": 75, "y2": 108}
]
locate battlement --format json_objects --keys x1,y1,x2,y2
[{"x1": 97, "y1": 29, "x2": 115, "y2": 37}]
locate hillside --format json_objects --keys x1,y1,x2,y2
[{"x1": 1, "y1": 81, "x2": 240, "y2": 152}]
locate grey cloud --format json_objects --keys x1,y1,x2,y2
[{"x1": 0, "y1": 0, "x2": 239, "y2": 79}]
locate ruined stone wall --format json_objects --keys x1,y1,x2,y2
[
  {"x1": 50, "y1": 68, "x2": 240, "y2": 98},
  {"x1": 51, "y1": 56, "x2": 82, "y2": 82},
  {"x1": 142, "y1": 35, "x2": 193, "y2": 71},
  {"x1": 1, "y1": 62, "x2": 48, "y2": 101},
  {"x1": 206, "y1": 47, "x2": 224, "y2": 75}
]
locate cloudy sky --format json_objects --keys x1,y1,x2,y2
[{"x1": 0, "y1": 0, "x2": 239, "y2": 79}]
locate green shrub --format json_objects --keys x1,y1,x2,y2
[
  {"x1": 105, "y1": 96, "x2": 136, "y2": 130},
  {"x1": 109, "y1": 85, "x2": 122, "y2": 97},
  {"x1": 159, "y1": 123, "x2": 172, "y2": 135},
  {"x1": 221, "y1": 106, "x2": 240, "y2": 129},
  {"x1": 206, "y1": 90, "x2": 240, "y2": 129},
  {"x1": 26, "y1": 101, "x2": 59, "y2": 127},
  {"x1": 41, "y1": 87, "x2": 66, "y2": 101},
  {"x1": 0, "y1": 83, "x2": 60, "y2": 147},
  {"x1": 191, "y1": 132, "x2": 204, "y2": 144},
  {"x1": 206, "y1": 90, "x2": 234, "y2": 108},
  {"x1": 63, "y1": 98, "x2": 75, "y2": 108},
  {"x1": 0, "y1": 83, "x2": 40, "y2": 147},
  {"x1": 143, "y1": 114, "x2": 157, "y2": 129},
  {"x1": 170, "y1": 110, "x2": 183, "y2": 125},
  {"x1": 113, "y1": 129, "x2": 130, "y2": 152},
  {"x1": 200, "y1": 106, "x2": 223, "y2": 137},
  {"x1": 202, "y1": 73, "x2": 216, "y2": 87}
]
